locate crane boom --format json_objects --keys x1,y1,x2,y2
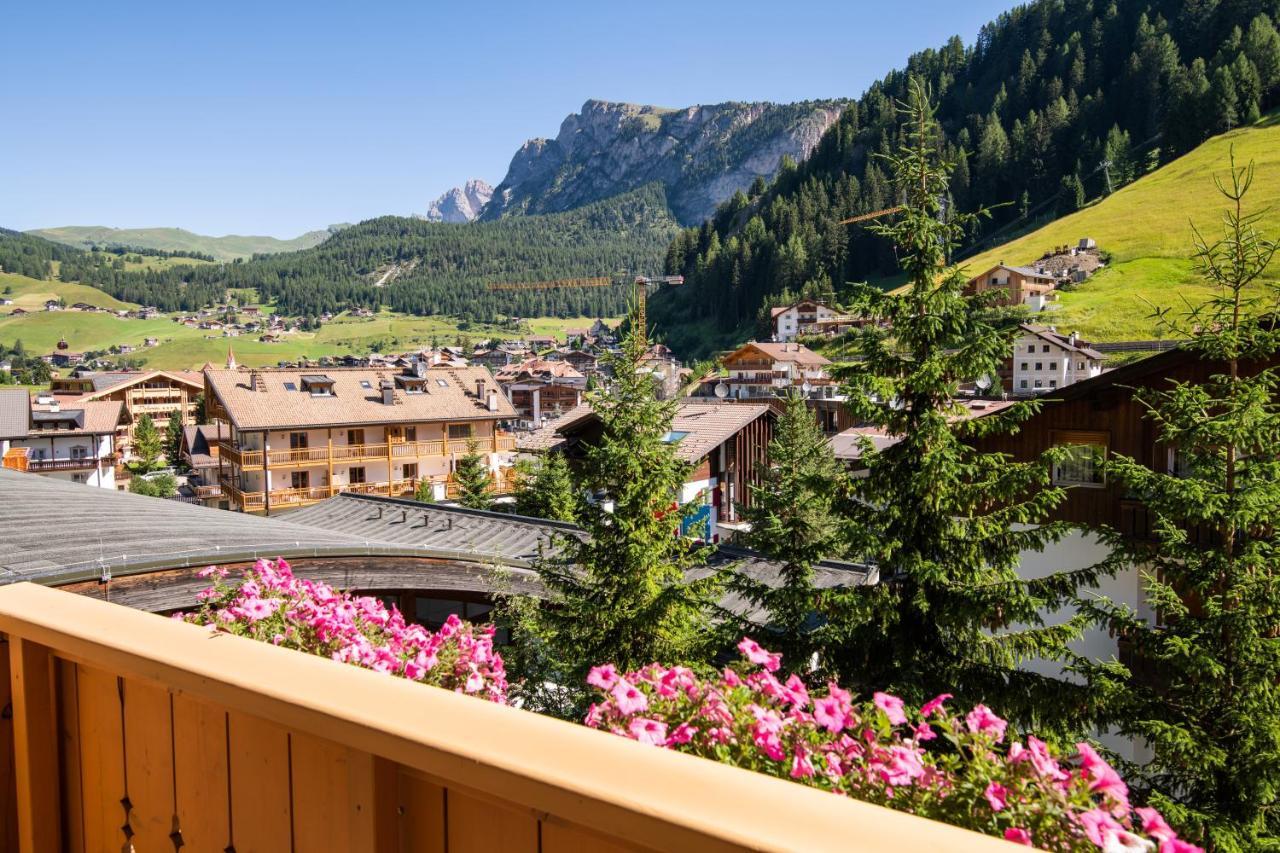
[
  {"x1": 487, "y1": 276, "x2": 613, "y2": 291},
  {"x1": 838, "y1": 206, "x2": 904, "y2": 225}
]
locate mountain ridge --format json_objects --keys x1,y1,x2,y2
[
  {"x1": 422, "y1": 179, "x2": 493, "y2": 223},
  {"x1": 27, "y1": 225, "x2": 345, "y2": 262}
]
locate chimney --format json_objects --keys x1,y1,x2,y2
[
  {"x1": 487, "y1": 388, "x2": 499, "y2": 412},
  {"x1": 475, "y1": 378, "x2": 485, "y2": 399},
  {"x1": 1068, "y1": 331, "x2": 1079, "y2": 347},
  {"x1": 380, "y1": 380, "x2": 395, "y2": 405}
]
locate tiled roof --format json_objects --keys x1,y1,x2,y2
[
  {"x1": 204, "y1": 366, "x2": 516, "y2": 430},
  {"x1": 26, "y1": 400, "x2": 123, "y2": 436},
  {"x1": 1020, "y1": 324, "x2": 1105, "y2": 359},
  {"x1": 71, "y1": 369, "x2": 204, "y2": 397},
  {"x1": 0, "y1": 389, "x2": 29, "y2": 439},
  {"x1": 182, "y1": 423, "x2": 228, "y2": 469},
  {"x1": 517, "y1": 399, "x2": 774, "y2": 463},
  {"x1": 730, "y1": 342, "x2": 831, "y2": 366},
  {"x1": 494, "y1": 358, "x2": 586, "y2": 382}
]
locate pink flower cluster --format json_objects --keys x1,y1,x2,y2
[
  {"x1": 585, "y1": 637, "x2": 1201, "y2": 852},
  {"x1": 179, "y1": 559, "x2": 506, "y2": 702}
]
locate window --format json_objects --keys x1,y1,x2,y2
[
  {"x1": 1019, "y1": 380, "x2": 1028, "y2": 389},
  {"x1": 1052, "y1": 432, "x2": 1108, "y2": 487},
  {"x1": 1049, "y1": 379, "x2": 1057, "y2": 388},
  {"x1": 1020, "y1": 362, "x2": 1028, "y2": 370},
  {"x1": 289, "y1": 432, "x2": 308, "y2": 449},
  {"x1": 1035, "y1": 362, "x2": 1043, "y2": 371},
  {"x1": 347, "y1": 429, "x2": 365, "y2": 445},
  {"x1": 1077, "y1": 361, "x2": 1085, "y2": 370},
  {"x1": 360, "y1": 380, "x2": 372, "y2": 389},
  {"x1": 1047, "y1": 361, "x2": 1056, "y2": 370},
  {"x1": 283, "y1": 382, "x2": 297, "y2": 392},
  {"x1": 447, "y1": 424, "x2": 472, "y2": 440},
  {"x1": 1167, "y1": 447, "x2": 1192, "y2": 478},
  {"x1": 348, "y1": 467, "x2": 366, "y2": 484},
  {"x1": 1027, "y1": 345, "x2": 1035, "y2": 353},
  {"x1": 1034, "y1": 379, "x2": 1043, "y2": 388},
  {"x1": 291, "y1": 471, "x2": 310, "y2": 489},
  {"x1": 402, "y1": 463, "x2": 418, "y2": 479},
  {"x1": 72, "y1": 473, "x2": 87, "y2": 483},
  {"x1": 1042, "y1": 345, "x2": 1050, "y2": 353},
  {"x1": 660, "y1": 430, "x2": 690, "y2": 444},
  {"x1": 405, "y1": 426, "x2": 417, "y2": 442},
  {"x1": 436, "y1": 378, "x2": 448, "y2": 387},
  {"x1": 70, "y1": 445, "x2": 89, "y2": 459}
]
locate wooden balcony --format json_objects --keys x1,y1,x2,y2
[
  {"x1": 219, "y1": 437, "x2": 511, "y2": 471},
  {"x1": 220, "y1": 467, "x2": 520, "y2": 512},
  {"x1": 0, "y1": 583, "x2": 1011, "y2": 852},
  {"x1": 24, "y1": 455, "x2": 113, "y2": 473}
]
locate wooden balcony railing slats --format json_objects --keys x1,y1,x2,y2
[{"x1": 0, "y1": 584, "x2": 1011, "y2": 853}]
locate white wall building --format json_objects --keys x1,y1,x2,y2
[
  {"x1": 1011, "y1": 325, "x2": 1104, "y2": 395},
  {"x1": 770, "y1": 300, "x2": 842, "y2": 342},
  {"x1": 0, "y1": 389, "x2": 124, "y2": 489}
]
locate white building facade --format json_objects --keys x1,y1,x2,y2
[{"x1": 1011, "y1": 325, "x2": 1104, "y2": 395}]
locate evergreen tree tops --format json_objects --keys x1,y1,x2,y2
[
  {"x1": 829, "y1": 80, "x2": 1118, "y2": 731},
  {"x1": 1076, "y1": 151, "x2": 1280, "y2": 849}
]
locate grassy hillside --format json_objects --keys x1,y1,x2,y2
[
  {"x1": 957, "y1": 114, "x2": 1280, "y2": 341},
  {"x1": 0, "y1": 272, "x2": 134, "y2": 313},
  {"x1": 28, "y1": 225, "x2": 338, "y2": 262}
]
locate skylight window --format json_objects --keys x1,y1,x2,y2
[
  {"x1": 360, "y1": 380, "x2": 372, "y2": 389},
  {"x1": 661, "y1": 430, "x2": 689, "y2": 444},
  {"x1": 283, "y1": 382, "x2": 297, "y2": 391},
  {"x1": 436, "y1": 379, "x2": 448, "y2": 387}
]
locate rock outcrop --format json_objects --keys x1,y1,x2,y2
[
  {"x1": 481, "y1": 99, "x2": 845, "y2": 225},
  {"x1": 423, "y1": 179, "x2": 494, "y2": 223}
]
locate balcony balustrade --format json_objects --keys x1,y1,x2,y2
[
  {"x1": 218, "y1": 433, "x2": 514, "y2": 472},
  {"x1": 0, "y1": 582, "x2": 1009, "y2": 853},
  {"x1": 24, "y1": 455, "x2": 114, "y2": 473}
]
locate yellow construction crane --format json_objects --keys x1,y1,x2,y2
[
  {"x1": 838, "y1": 205, "x2": 904, "y2": 225},
  {"x1": 487, "y1": 274, "x2": 684, "y2": 348}
]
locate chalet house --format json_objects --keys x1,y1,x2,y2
[
  {"x1": 494, "y1": 358, "x2": 587, "y2": 428},
  {"x1": 524, "y1": 335, "x2": 557, "y2": 353},
  {"x1": 49, "y1": 351, "x2": 84, "y2": 368},
  {"x1": 48, "y1": 369, "x2": 204, "y2": 465},
  {"x1": 203, "y1": 365, "x2": 518, "y2": 513},
  {"x1": 180, "y1": 422, "x2": 229, "y2": 508},
  {"x1": 770, "y1": 300, "x2": 859, "y2": 342},
  {"x1": 968, "y1": 346, "x2": 1280, "y2": 760},
  {"x1": 719, "y1": 342, "x2": 837, "y2": 401},
  {"x1": 520, "y1": 399, "x2": 776, "y2": 539},
  {"x1": 44, "y1": 300, "x2": 63, "y2": 311},
  {"x1": 470, "y1": 348, "x2": 520, "y2": 372},
  {"x1": 965, "y1": 263, "x2": 1058, "y2": 310},
  {"x1": 0, "y1": 389, "x2": 125, "y2": 489},
  {"x1": 1011, "y1": 325, "x2": 1104, "y2": 395}
]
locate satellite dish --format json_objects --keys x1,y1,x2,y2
[
  {"x1": 889, "y1": 395, "x2": 906, "y2": 411},
  {"x1": 975, "y1": 374, "x2": 992, "y2": 392},
  {"x1": 714, "y1": 381, "x2": 729, "y2": 399},
  {"x1": 801, "y1": 381, "x2": 813, "y2": 395}
]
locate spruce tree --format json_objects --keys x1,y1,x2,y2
[
  {"x1": 829, "y1": 79, "x2": 1114, "y2": 731},
  {"x1": 453, "y1": 441, "x2": 492, "y2": 510},
  {"x1": 734, "y1": 391, "x2": 845, "y2": 672},
  {"x1": 513, "y1": 452, "x2": 579, "y2": 522},
  {"x1": 497, "y1": 323, "x2": 728, "y2": 715},
  {"x1": 1076, "y1": 153, "x2": 1280, "y2": 850},
  {"x1": 130, "y1": 414, "x2": 164, "y2": 474},
  {"x1": 165, "y1": 413, "x2": 185, "y2": 469}
]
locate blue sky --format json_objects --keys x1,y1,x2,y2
[{"x1": 3, "y1": 0, "x2": 1014, "y2": 237}]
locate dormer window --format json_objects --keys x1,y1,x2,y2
[
  {"x1": 300, "y1": 375, "x2": 335, "y2": 397},
  {"x1": 395, "y1": 375, "x2": 427, "y2": 395}
]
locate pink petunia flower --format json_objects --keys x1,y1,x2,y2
[
  {"x1": 920, "y1": 692, "x2": 952, "y2": 717},
  {"x1": 1004, "y1": 827, "x2": 1032, "y2": 846},
  {"x1": 984, "y1": 781, "x2": 1007, "y2": 811},
  {"x1": 587, "y1": 664, "x2": 619, "y2": 690},
  {"x1": 873, "y1": 692, "x2": 908, "y2": 725},
  {"x1": 611, "y1": 678, "x2": 648, "y2": 715},
  {"x1": 628, "y1": 717, "x2": 667, "y2": 747},
  {"x1": 813, "y1": 695, "x2": 848, "y2": 733},
  {"x1": 965, "y1": 704, "x2": 1007, "y2": 742},
  {"x1": 737, "y1": 637, "x2": 782, "y2": 672}
]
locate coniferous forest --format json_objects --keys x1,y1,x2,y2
[{"x1": 652, "y1": 0, "x2": 1280, "y2": 356}]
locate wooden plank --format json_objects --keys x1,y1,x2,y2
[
  {"x1": 446, "y1": 788, "x2": 536, "y2": 853},
  {"x1": 75, "y1": 664, "x2": 126, "y2": 853},
  {"x1": 289, "y1": 731, "x2": 352, "y2": 852},
  {"x1": 9, "y1": 638, "x2": 61, "y2": 853},
  {"x1": 56, "y1": 659, "x2": 84, "y2": 853},
  {"x1": 347, "y1": 752, "x2": 396, "y2": 853},
  {"x1": 172, "y1": 694, "x2": 231, "y2": 852},
  {"x1": 541, "y1": 818, "x2": 650, "y2": 853},
  {"x1": 0, "y1": 640, "x2": 19, "y2": 853},
  {"x1": 227, "y1": 711, "x2": 292, "y2": 853},
  {"x1": 122, "y1": 677, "x2": 176, "y2": 850},
  {"x1": 396, "y1": 769, "x2": 444, "y2": 853}
]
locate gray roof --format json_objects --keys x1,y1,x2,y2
[
  {"x1": 0, "y1": 473, "x2": 875, "y2": 622},
  {"x1": 0, "y1": 389, "x2": 29, "y2": 439}
]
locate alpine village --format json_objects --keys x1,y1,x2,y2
[{"x1": 3, "y1": 1, "x2": 1280, "y2": 850}]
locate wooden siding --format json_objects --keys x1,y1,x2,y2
[{"x1": 0, "y1": 583, "x2": 1015, "y2": 853}]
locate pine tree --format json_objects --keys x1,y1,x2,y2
[
  {"x1": 452, "y1": 441, "x2": 493, "y2": 510},
  {"x1": 165, "y1": 413, "x2": 185, "y2": 469},
  {"x1": 734, "y1": 392, "x2": 845, "y2": 671},
  {"x1": 1076, "y1": 152, "x2": 1280, "y2": 850},
  {"x1": 828, "y1": 79, "x2": 1114, "y2": 731},
  {"x1": 413, "y1": 476, "x2": 435, "y2": 503},
  {"x1": 513, "y1": 453, "x2": 579, "y2": 522},
  {"x1": 496, "y1": 323, "x2": 728, "y2": 716},
  {"x1": 130, "y1": 414, "x2": 164, "y2": 474}
]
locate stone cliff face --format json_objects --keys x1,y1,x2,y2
[
  {"x1": 481, "y1": 99, "x2": 845, "y2": 225},
  {"x1": 424, "y1": 179, "x2": 494, "y2": 223}
]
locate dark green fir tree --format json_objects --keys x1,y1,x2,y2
[
  {"x1": 453, "y1": 441, "x2": 493, "y2": 510},
  {"x1": 735, "y1": 391, "x2": 845, "y2": 672},
  {"x1": 513, "y1": 452, "x2": 579, "y2": 523},
  {"x1": 1076, "y1": 152, "x2": 1280, "y2": 850},
  {"x1": 829, "y1": 79, "x2": 1115, "y2": 731}
]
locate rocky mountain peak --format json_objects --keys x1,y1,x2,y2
[{"x1": 423, "y1": 179, "x2": 494, "y2": 223}]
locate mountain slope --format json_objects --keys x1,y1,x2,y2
[
  {"x1": 652, "y1": 0, "x2": 1280, "y2": 357},
  {"x1": 423, "y1": 179, "x2": 493, "y2": 223},
  {"x1": 45, "y1": 184, "x2": 679, "y2": 318},
  {"x1": 482, "y1": 98, "x2": 846, "y2": 225},
  {"x1": 28, "y1": 225, "x2": 342, "y2": 261}
]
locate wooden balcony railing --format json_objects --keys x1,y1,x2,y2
[
  {"x1": 0, "y1": 583, "x2": 1011, "y2": 852},
  {"x1": 24, "y1": 455, "x2": 113, "y2": 473},
  {"x1": 219, "y1": 435, "x2": 513, "y2": 471}
]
